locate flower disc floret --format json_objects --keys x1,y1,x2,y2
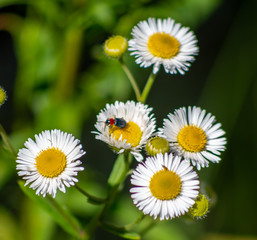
[
  {"x1": 109, "y1": 121, "x2": 143, "y2": 147},
  {"x1": 148, "y1": 33, "x2": 180, "y2": 59},
  {"x1": 36, "y1": 147, "x2": 67, "y2": 178}
]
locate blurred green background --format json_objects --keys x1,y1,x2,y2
[{"x1": 0, "y1": 0, "x2": 257, "y2": 239}]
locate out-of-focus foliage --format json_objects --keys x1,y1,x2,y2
[{"x1": 1, "y1": 0, "x2": 257, "y2": 239}]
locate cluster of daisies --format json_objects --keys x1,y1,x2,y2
[
  {"x1": 94, "y1": 101, "x2": 226, "y2": 220},
  {"x1": 16, "y1": 18, "x2": 226, "y2": 221}
]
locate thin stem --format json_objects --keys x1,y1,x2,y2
[
  {"x1": 140, "y1": 72, "x2": 157, "y2": 103},
  {"x1": 0, "y1": 123, "x2": 16, "y2": 156},
  {"x1": 84, "y1": 153, "x2": 133, "y2": 239},
  {"x1": 139, "y1": 219, "x2": 157, "y2": 237},
  {"x1": 75, "y1": 185, "x2": 107, "y2": 205},
  {"x1": 56, "y1": 28, "x2": 83, "y2": 100},
  {"x1": 46, "y1": 196, "x2": 87, "y2": 239},
  {"x1": 124, "y1": 213, "x2": 145, "y2": 230},
  {"x1": 100, "y1": 152, "x2": 132, "y2": 220},
  {"x1": 119, "y1": 58, "x2": 141, "y2": 102}
]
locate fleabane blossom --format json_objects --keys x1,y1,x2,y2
[
  {"x1": 130, "y1": 153, "x2": 199, "y2": 220},
  {"x1": 128, "y1": 17, "x2": 199, "y2": 75},
  {"x1": 17, "y1": 129, "x2": 85, "y2": 198},
  {"x1": 93, "y1": 101, "x2": 156, "y2": 161},
  {"x1": 159, "y1": 106, "x2": 226, "y2": 170}
]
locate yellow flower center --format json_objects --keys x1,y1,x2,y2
[
  {"x1": 109, "y1": 121, "x2": 142, "y2": 147},
  {"x1": 189, "y1": 194, "x2": 209, "y2": 218},
  {"x1": 150, "y1": 167, "x2": 182, "y2": 200},
  {"x1": 36, "y1": 147, "x2": 66, "y2": 178},
  {"x1": 177, "y1": 125, "x2": 207, "y2": 152},
  {"x1": 104, "y1": 35, "x2": 128, "y2": 58},
  {"x1": 147, "y1": 32, "x2": 180, "y2": 59}
]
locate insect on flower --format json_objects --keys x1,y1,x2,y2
[{"x1": 105, "y1": 118, "x2": 127, "y2": 128}]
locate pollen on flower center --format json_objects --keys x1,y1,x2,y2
[
  {"x1": 36, "y1": 147, "x2": 66, "y2": 178},
  {"x1": 147, "y1": 32, "x2": 180, "y2": 59},
  {"x1": 109, "y1": 121, "x2": 142, "y2": 147},
  {"x1": 150, "y1": 167, "x2": 182, "y2": 200},
  {"x1": 177, "y1": 125, "x2": 207, "y2": 152}
]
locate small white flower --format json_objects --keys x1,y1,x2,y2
[
  {"x1": 93, "y1": 101, "x2": 156, "y2": 161},
  {"x1": 159, "y1": 106, "x2": 227, "y2": 170},
  {"x1": 128, "y1": 17, "x2": 199, "y2": 75},
  {"x1": 130, "y1": 153, "x2": 199, "y2": 220},
  {"x1": 16, "y1": 129, "x2": 85, "y2": 198}
]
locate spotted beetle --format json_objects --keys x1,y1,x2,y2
[{"x1": 105, "y1": 118, "x2": 127, "y2": 128}]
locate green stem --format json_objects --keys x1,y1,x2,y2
[
  {"x1": 139, "y1": 218, "x2": 157, "y2": 237},
  {"x1": 119, "y1": 58, "x2": 141, "y2": 102},
  {"x1": 99, "y1": 212, "x2": 145, "y2": 238},
  {"x1": 100, "y1": 152, "x2": 132, "y2": 220},
  {"x1": 0, "y1": 124, "x2": 16, "y2": 156},
  {"x1": 75, "y1": 185, "x2": 107, "y2": 205},
  {"x1": 140, "y1": 72, "x2": 157, "y2": 103},
  {"x1": 46, "y1": 196, "x2": 87, "y2": 239},
  {"x1": 84, "y1": 153, "x2": 133, "y2": 239},
  {"x1": 124, "y1": 212, "x2": 145, "y2": 231},
  {"x1": 56, "y1": 28, "x2": 83, "y2": 100}
]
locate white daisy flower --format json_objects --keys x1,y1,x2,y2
[
  {"x1": 128, "y1": 17, "x2": 199, "y2": 75},
  {"x1": 16, "y1": 129, "x2": 85, "y2": 198},
  {"x1": 130, "y1": 153, "x2": 199, "y2": 220},
  {"x1": 159, "y1": 106, "x2": 227, "y2": 170},
  {"x1": 93, "y1": 101, "x2": 156, "y2": 161}
]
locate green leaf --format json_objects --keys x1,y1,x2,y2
[
  {"x1": 116, "y1": 231, "x2": 141, "y2": 240},
  {"x1": 18, "y1": 180, "x2": 85, "y2": 239},
  {"x1": 107, "y1": 154, "x2": 127, "y2": 187}
]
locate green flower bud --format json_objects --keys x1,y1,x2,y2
[
  {"x1": 188, "y1": 194, "x2": 209, "y2": 219},
  {"x1": 145, "y1": 136, "x2": 170, "y2": 156},
  {"x1": 0, "y1": 86, "x2": 7, "y2": 107},
  {"x1": 104, "y1": 36, "x2": 128, "y2": 58}
]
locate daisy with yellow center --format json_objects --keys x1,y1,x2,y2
[
  {"x1": 93, "y1": 101, "x2": 156, "y2": 161},
  {"x1": 128, "y1": 17, "x2": 199, "y2": 75},
  {"x1": 159, "y1": 106, "x2": 227, "y2": 170},
  {"x1": 16, "y1": 129, "x2": 85, "y2": 198},
  {"x1": 130, "y1": 153, "x2": 199, "y2": 220}
]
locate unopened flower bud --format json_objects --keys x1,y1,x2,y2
[
  {"x1": 145, "y1": 136, "x2": 170, "y2": 156},
  {"x1": 0, "y1": 86, "x2": 7, "y2": 107},
  {"x1": 188, "y1": 194, "x2": 209, "y2": 219},
  {"x1": 104, "y1": 36, "x2": 128, "y2": 58}
]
